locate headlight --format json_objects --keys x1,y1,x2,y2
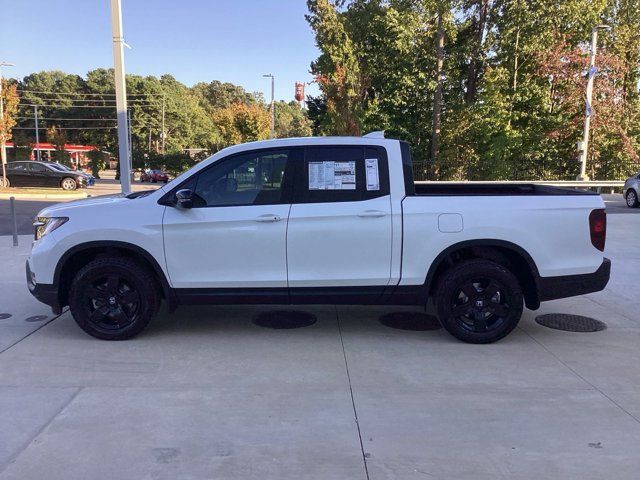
[{"x1": 34, "y1": 217, "x2": 68, "y2": 240}]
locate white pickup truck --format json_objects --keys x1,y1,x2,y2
[{"x1": 27, "y1": 134, "x2": 610, "y2": 343}]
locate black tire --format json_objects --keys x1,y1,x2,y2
[
  {"x1": 435, "y1": 259, "x2": 524, "y2": 344},
  {"x1": 68, "y1": 256, "x2": 160, "y2": 340},
  {"x1": 1, "y1": 177, "x2": 9, "y2": 187},
  {"x1": 626, "y1": 189, "x2": 639, "y2": 208},
  {"x1": 61, "y1": 177, "x2": 77, "y2": 191}
]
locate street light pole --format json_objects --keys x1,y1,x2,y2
[
  {"x1": 263, "y1": 74, "x2": 275, "y2": 139},
  {"x1": 34, "y1": 106, "x2": 40, "y2": 161},
  {"x1": 0, "y1": 61, "x2": 15, "y2": 187},
  {"x1": 110, "y1": 0, "x2": 132, "y2": 194},
  {"x1": 577, "y1": 25, "x2": 610, "y2": 181}
]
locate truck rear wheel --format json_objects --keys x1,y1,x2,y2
[
  {"x1": 68, "y1": 256, "x2": 160, "y2": 340},
  {"x1": 435, "y1": 260, "x2": 523, "y2": 344}
]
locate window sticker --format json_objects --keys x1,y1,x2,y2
[
  {"x1": 365, "y1": 158, "x2": 380, "y2": 191},
  {"x1": 309, "y1": 161, "x2": 356, "y2": 190}
]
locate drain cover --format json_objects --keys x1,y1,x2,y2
[
  {"x1": 535, "y1": 314, "x2": 606, "y2": 332},
  {"x1": 379, "y1": 312, "x2": 442, "y2": 331},
  {"x1": 253, "y1": 310, "x2": 317, "y2": 329},
  {"x1": 25, "y1": 315, "x2": 48, "y2": 323},
  {"x1": 0, "y1": 313, "x2": 11, "y2": 320}
]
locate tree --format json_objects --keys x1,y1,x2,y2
[
  {"x1": 307, "y1": 0, "x2": 368, "y2": 135},
  {"x1": 87, "y1": 149, "x2": 106, "y2": 178},
  {"x1": 275, "y1": 101, "x2": 313, "y2": 138},
  {"x1": 211, "y1": 102, "x2": 270, "y2": 148},
  {"x1": 46, "y1": 126, "x2": 69, "y2": 165},
  {"x1": 0, "y1": 79, "x2": 19, "y2": 146}
]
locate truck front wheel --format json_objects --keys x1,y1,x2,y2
[
  {"x1": 435, "y1": 260, "x2": 523, "y2": 344},
  {"x1": 68, "y1": 256, "x2": 160, "y2": 340}
]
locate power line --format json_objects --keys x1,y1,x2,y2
[
  {"x1": 18, "y1": 97, "x2": 162, "y2": 104},
  {"x1": 12, "y1": 126, "x2": 117, "y2": 130},
  {"x1": 16, "y1": 117, "x2": 117, "y2": 121},
  {"x1": 17, "y1": 89, "x2": 163, "y2": 97},
  {"x1": 17, "y1": 103, "x2": 159, "y2": 108}
]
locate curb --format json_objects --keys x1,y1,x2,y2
[{"x1": 0, "y1": 192, "x2": 88, "y2": 200}]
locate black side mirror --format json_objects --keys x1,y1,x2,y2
[{"x1": 175, "y1": 189, "x2": 194, "y2": 209}]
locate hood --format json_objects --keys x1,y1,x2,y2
[{"x1": 37, "y1": 194, "x2": 128, "y2": 217}]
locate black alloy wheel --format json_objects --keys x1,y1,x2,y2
[
  {"x1": 69, "y1": 256, "x2": 160, "y2": 340},
  {"x1": 82, "y1": 274, "x2": 141, "y2": 332},
  {"x1": 435, "y1": 259, "x2": 523, "y2": 343}
]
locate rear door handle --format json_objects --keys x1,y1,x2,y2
[
  {"x1": 254, "y1": 214, "x2": 282, "y2": 223},
  {"x1": 357, "y1": 210, "x2": 387, "y2": 218}
]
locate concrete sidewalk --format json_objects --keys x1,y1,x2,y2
[{"x1": 1, "y1": 217, "x2": 639, "y2": 479}]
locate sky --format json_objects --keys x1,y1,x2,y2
[{"x1": 0, "y1": 0, "x2": 321, "y2": 101}]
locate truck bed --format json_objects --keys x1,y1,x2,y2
[{"x1": 413, "y1": 182, "x2": 598, "y2": 196}]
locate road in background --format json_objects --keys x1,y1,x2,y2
[
  {"x1": 0, "y1": 192, "x2": 635, "y2": 237},
  {"x1": 0, "y1": 179, "x2": 161, "y2": 236}
]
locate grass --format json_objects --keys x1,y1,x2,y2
[{"x1": 0, "y1": 186, "x2": 87, "y2": 195}]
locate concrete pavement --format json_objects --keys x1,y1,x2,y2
[{"x1": 0, "y1": 216, "x2": 639, "y2": 479}]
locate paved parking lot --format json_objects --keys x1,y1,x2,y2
[{"x1": 0, "y1": 214, "x2": 639, "y2": 479}]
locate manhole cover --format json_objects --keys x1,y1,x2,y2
[
  {"x1": 379, "y1": 312, "x2": 442, "y2": 331},
  {"x1": 25, "y1": 315, "x2": 48, "y2": 323},
  {"x1": 253, "y1": 310, "x2": 317, "y2": 329},
  {"x1": 0, "y1": 313, "x2": 11, "y2": 320},
  {"x1": 535, "y1": 314, "x2": 606, "y2": 332}
]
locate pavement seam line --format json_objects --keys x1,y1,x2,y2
[
  {"x1": 518, "y1": 326, "x2": 640, "y2": 425},
  {"x1": 0, "y1": 309, "x2": 66, "y2": 355},
  {"x1": 335, "y1": 306, "x2": 371, "y2": 480},
  {"x1": 0, "y1": 386, "x2": 83, "y2": 475}
]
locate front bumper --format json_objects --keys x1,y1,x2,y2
[
  {"x1": 538, "y1": 258, "x2": 611, "y2": 302},
  {"x1": 26, "y1": 261, "x2": 62, "y2": 314}
]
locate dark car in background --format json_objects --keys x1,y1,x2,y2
[
  {"x1": 140, "y1": 169, "x2": 169, "y2": 183},
  {"x1": 47, "y1": 162, "x2": 95, "y2": 186},
  {"x1": 0, "y1": 161, "x2": 88, "y2": 190}
]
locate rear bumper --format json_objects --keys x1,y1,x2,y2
[
  {"x1": 538, "y1": 258, "x2": 611, "y2": 302},
  {"x1": 26, "y1": 261, "x2": 62, "y2": 314}
]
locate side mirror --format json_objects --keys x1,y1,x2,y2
[{"x1": 175, "y1": 189, "x2": 194, "y2": 209}]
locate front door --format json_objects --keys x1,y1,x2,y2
[
  {"x1": 163, "y1": 148, "x2": 298, "y2": 289},
  {"x1": 286, "y1": 146, "x2": 393, "y2": 292},
  {"x1": 28, "y1": 162, "x2": 55, "y2": 187}
]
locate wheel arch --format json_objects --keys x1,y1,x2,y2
[
  {"x1": 425, "y1": 239, "x2": 541, "y2": 310},
  {"x1": 54, "y1": 241, "x2": 176, "y2": 311}
]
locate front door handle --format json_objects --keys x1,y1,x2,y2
[
  {"x1": 254, "y1": 214, "x2": 282, "y2": 223},
  {"x1": 357, "y1": 210, "x2": 387, "y2": 218}
]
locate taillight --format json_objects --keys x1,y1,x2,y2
[{"x1": 589, "y1": 209, "x2": 606, "y2": 251}]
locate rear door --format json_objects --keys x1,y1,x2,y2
[
  {"x1": 7, "y1": 162, "x2": 31, "y2": 186},
  {"x1": 286, "y1": 146, "x2": 393, "y2": 292},
  {"x1": 28, "y1": 162, "x2": 56, "y2": 187}
]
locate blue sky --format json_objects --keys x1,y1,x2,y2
[{"x1": 1, "y1": 0, "x2": 321, "y2": 101}]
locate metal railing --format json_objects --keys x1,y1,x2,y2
[{"x1": 415, "y1": 180, "x2": 625, "y2": 193}]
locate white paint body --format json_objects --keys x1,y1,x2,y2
[{"x1": 28, "y1": 137, "x2": 606, "y2": 292}]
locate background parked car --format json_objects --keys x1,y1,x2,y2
[
  {"x1": 0, "y1": 161, "x2": 87, "y2": 190},
  {"x1": 47, "y1": 162, "x2": 95, "y2": 186},
  {"x1": 624, "y1": 172, "x2": 640, "y2": 208},
  {"x1": 140, "y1": 169, "x2": 169, "y2": 183}
]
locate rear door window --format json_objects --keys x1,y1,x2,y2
[{"x1": 293, "y1": 146, "x2": 389, "y2": 203}]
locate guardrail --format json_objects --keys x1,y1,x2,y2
[{"x1": 415, "y1": 180, "x2": 625, "y2": 193}]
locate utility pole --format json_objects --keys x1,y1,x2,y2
[
  {"x1": 34, "y1": 106, "x2": 40, "y2": 160},
  {"x1": 110, "y1": 0, "x2": 132, "y2": 194},
  {"x1": 577, "y1": 25, "x2": 611, "y2": 181},
  {"x1": 161, "y1": 97, "x2": 165, "y2": 155},
  {"x1": 127, "y1": 109, "x2": 133, "y2": 163},
  {"x1": 0, "y1": 61, "x2": 14, "y2": 187},
  {"x1": 263, "y1": 74, "x2": 275, "y2": 139}
]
